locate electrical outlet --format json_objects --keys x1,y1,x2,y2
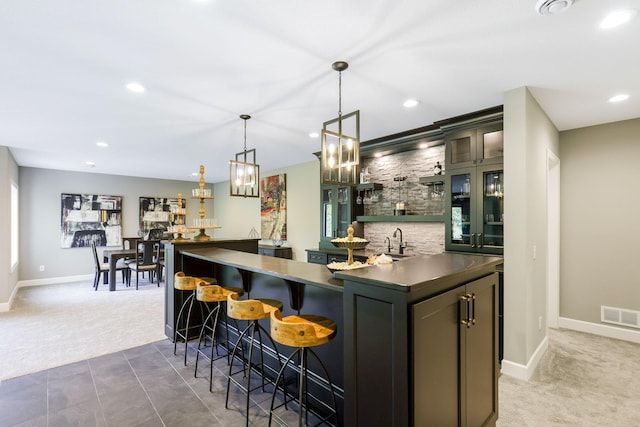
[
  {"x1": 538, "y1": 316, "x2": 542, "y2": 330},
  {"x1": 532, "y1": 245, "x2": 537, "y2": 260},
  {"x1": 39, "y1": 265, "x2": 45, "y2": 272}
]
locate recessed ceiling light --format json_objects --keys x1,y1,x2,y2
[
  {"x1": 126, "y1": 82, "x2": 145, "y2": 93},
  {"x1": 535, "y1": 0, "x2": 573, "y2": 15},
  {"x1": 403, "y1": 99, "x2": 419, "y2": 108},
  {"x1": 309, "y1": 132, "x2": 319, "y2": 138},
  {"x1": 96, "y1": 141, "x2": 109, "y2": 148},
  {"x1": 609, "y1": 94, "x2": 630, "y2": 103},
  {"x1": 600, "y1": 9, "x2": 637, "y2": 29},
  {"x1": 374, "y1": 153, "x2": 382, "y2": 158},
  {"x1": 419, "y1": 142, "x2": 429, "y2": 149},
  {"x1": 85, "y1": 161, "x2": 96, "y2": 168},
  {"x1": 191, "y1": 172, "x2": 199, "y2": 177}
]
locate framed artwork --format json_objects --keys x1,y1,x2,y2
[
  {"x1": 139, "y1": 197, "x2": 184, "y2": 240},
  {"x1": 60, "y1": 193, "x2": 122, "y2": 248},
  {"x1": 260, "y1": 174, "x2": 287, "y2": 242}
]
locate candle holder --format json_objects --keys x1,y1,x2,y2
[{"x1": 330, "y1": 225, "x2": 369, "y2": 265}]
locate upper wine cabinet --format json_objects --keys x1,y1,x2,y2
[{"x1": 445, "y1": 123, "x2": 503, "y2": 170}]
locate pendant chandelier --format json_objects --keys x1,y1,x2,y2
[
  {"x1": 229, "y1": 114, "x2": 260, "y2": 197},
  {"x1": 321, "y1": 61, "x2": 360, "y2": 185}
]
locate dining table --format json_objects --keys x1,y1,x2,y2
[{"x1": 102, "y1": 248, "x2": 136, "y2": 291}]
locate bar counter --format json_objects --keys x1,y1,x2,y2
[{"x1": 172, "y1": 246, "x2": 502, "y2": 427}]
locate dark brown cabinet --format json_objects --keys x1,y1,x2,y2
[
  {"x1": 412, "y1": 272, "x2": 499, "y2": 426},
  {"x1": 342, "y1": 253, "x2": 500, "y2": 427},
  {"x1": 258, "y1": 244, "x2": 292, "y2": 259}
]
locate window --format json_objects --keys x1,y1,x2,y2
[{"x1": 11, "y1": 181, "x2": 18, "y2": 270}]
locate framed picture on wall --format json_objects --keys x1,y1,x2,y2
[
  {"x1": 60, "y1": 193, "x2": 122, "y2": 248},
  {"x1": 139, "y1": 196, "x2": 184, "y2": 240},
  {"x1": 260, "y1": 174, "x2": 287, "y2": 242}
]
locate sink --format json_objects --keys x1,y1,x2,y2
[{"x1": 383, "y1": 252, "x2": 412, "y2": 258}]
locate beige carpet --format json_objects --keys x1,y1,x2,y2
[
  {"x1": 498, "y1": 328, "x2": 640, "y2": 426},
  {"x1": 0, "y1": 279, "x2": 166, "y2": 381}
]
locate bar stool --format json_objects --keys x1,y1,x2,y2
[
  {"x1": 268, "y1": 309, "x2": 338, "y2": 427},
  {"x1": 193, "y1": 281, "x2": 244, "y2": 392},
  {"x1": 225, "y1": 294, "x2": 285, "y2": 426},
  {"x1": 173, "y1": 272, "x2": 212, "y2": 366}
]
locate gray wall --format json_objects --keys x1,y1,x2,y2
[
  {"x1": 504, "y1": 87, "x2": 559, "y2": 366},
  {"x1": 18, "y1": 167, "x2": 198, "y2": 282},
  {"x1": 0, "y1": 147, "x2": 20, "y2": 304},
  {"x1": 560, "y1": 118, "x2": 640, "y2": 324},
  {"x1": 7, "y1": 160, "x2": 321, "y2": 293}
]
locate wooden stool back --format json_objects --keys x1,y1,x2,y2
[
  {"x1": 226, "y1": 294, "x2": 282, "y2": 321},
  {"x1": 270, "y1": 310, "x2": 337, "y2": 348},
  {"x1": 197, "y1": 282, "x2": 243, "y2": 303}
]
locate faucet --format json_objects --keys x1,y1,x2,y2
[
  {"x1": 384, "y1": 236, "x2": 392, "y2": 253},
  {"x1": 393, "y1": 227, "x2": 407, "y2": 255}
]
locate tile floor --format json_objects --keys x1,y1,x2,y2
[{"x1": 0, "y1": 340, "x2": 319, "y2": 427}]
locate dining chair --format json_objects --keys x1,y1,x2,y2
[
  {"x1": 91, "y1": 241, "x2": 128, "y2": 291},
  {"x1": 127, "y1": 239, "x2": 161, "y2": 290}
]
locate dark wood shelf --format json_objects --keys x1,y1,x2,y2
[{"x1": 356, "y1": 214, "x2": 444, "y2": 223}]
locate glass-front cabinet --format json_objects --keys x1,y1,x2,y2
[
  {"x1": 446, "y1": 165, "x2": 503, "y2": 254},
  {"x1": 445, "y1": 123, "x2": 504, "y2": 169},
  {"x1": 320, "y1": 184, "x2": 358, "y2": 249}
]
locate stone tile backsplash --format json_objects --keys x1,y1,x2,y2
[{"x1": 358, "y1": 145, "x2": 446, "y2": 255}]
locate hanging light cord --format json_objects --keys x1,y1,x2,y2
[
  {"x1": 243, "y1": 119, "x2": 247, "y2": 152},
  {"x1": 338, "y1": 70, "x2": 342, "y2": 118}
]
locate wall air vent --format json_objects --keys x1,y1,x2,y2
[
  {"x1": 535, "y1": 0, "x2": 574, "y2": 16},
  {"x1": 601, "y1": 306, "x2": 640, "y2": 329}
]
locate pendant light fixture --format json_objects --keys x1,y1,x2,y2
[
  {"x1": 321, "y1": 61, "x2": 360, "y2": 185},
  {"x1": 229, "y1": 114, "x2": 260, "y2": 197}
]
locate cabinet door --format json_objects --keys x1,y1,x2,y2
[
  {"x1": 445, "y1": 129, "x2": 477, "y2": 169},
  {"x1": 476, "y1": 123, "x2": 503, "y2": 167},
  {"x1": 412, "y1": 273, "x2": 499, "y2": 427},
  {"x1": 464, "y1": 273, "x2": 499, "y2": 427},
  {"x1": 412, "y1": 286, "x2": 462, "y2": 426},
  {"x1": 478, "y1": 166, "x2": 504, "y2": 255},
  {"x1": 320, "y1": 185, "x2": 355, "y2": 248},
  {"x1": 446, "y1": 168, "x2": 478, "y2": 252}
]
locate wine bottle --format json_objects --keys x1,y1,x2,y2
[{"x1": 434, "y1": 161, "x2": 442, "y2": 175}]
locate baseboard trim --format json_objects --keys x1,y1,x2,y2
[
  {"x1": 501, "y1": 335, "x2": 549, "y2": 381},
  {"x1": 0, "y1": 284, "x2": 21, "y2": 312},
  {"x1": 558, "y1": 316, "x2": 640, "y2": 344},
  {"x1": 18, "y1": 274, "x2": 92, "y2": 288}
]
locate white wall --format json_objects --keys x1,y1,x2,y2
[
  {"x1": 0, "y1": 147, "x2": 20, "y2": 305},
  {"x1": 560, "y1": 118, "x2": 640, "y2": 327},
  {"x1": 503, "y1": 87, "x2": 559, "y2": 375}
]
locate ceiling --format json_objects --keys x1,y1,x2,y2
[{"x1": 2, "y1": 0, "x2": 639, "y2": 183}]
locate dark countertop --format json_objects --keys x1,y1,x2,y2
[
  {"x1": 335, "y1": 252, "x2": 502, "y2": 298},
  {"x1": 182, "y1": 247, "x2": 501, "y2": 299},
  {"x1": 182, "y1": 247, "x2": 344, "y2": 292}
]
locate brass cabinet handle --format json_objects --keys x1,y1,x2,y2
[
  {"x1": 477, "y1": 233, "x2": 483, "y2": 248},
  {"x1": 459, "y1": 293, "x2": 476, "y2": 327},
  {"x1": 471, "y1": 233, "x2": 476, "y2": 248},
  {"x1": 459, "y1": 294, "x2": 472, "y2": 328},
  {"x1": 471, "y1": 293, "x2": 476, "y2": 325}
]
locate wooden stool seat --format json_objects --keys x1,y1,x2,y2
[
  {"x1": 194, "y1": 282, "x2": 244, "y2": 391},
  {"x1": 173, "y1": 272, "x2": 219, "y2": 366},
  {"x1": 270, "y1": 312, "x2": 337, "y2": 348},
  {"x1": 268, "y1": 309, "x2": 339, "y2": 426},
  {"x1": 225, "y1": 295, "x2": 285, "y2": 426}
]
